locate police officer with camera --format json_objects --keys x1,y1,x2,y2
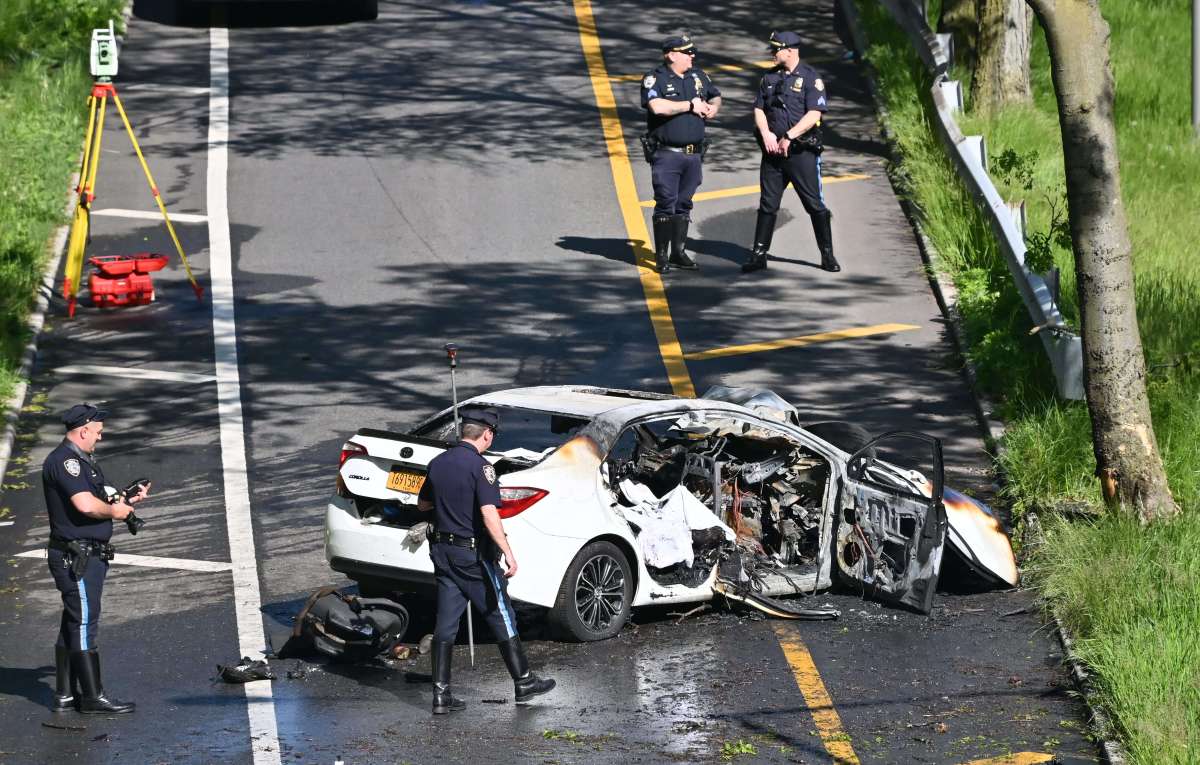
[
  {"x1": 641, "y1": 34, "x2": 722, "y2": 273},
  {"x1": 43, "y1": 404, "x2": 149, "y2": 714},
  {"x1": 743, "y1": 31, "x2": 840, "y2": 274},
  {"x1": 416, "y1": 406, "x2": 555, "y2": 714}
]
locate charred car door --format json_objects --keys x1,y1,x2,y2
[{"x1": 833, "y1": 432, "x2": 947, "y2": 613}]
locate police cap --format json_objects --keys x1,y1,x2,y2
[
  {"x1": 768, "y1": 30, "x2": 803, "y2": 51},
  {"x1": 62, "y1": 403, "x2": 108, "y2": 431},
  {"x1": 460, "y1": 406, "x2": 500, "y2": 433},
  {"x1": 661, "y1": 34, "x2": 696, "y2": 53}
]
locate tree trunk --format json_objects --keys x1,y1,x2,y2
[
  {"x1": 974, "y1": 0, "x2": 1032, "y2": 112},
  {"x1": 938, "y1": 0, "x2": 979, "y2": 73},
  {"x1": 1024, "y1": 0, "x2": 1178, "y2": 522}
]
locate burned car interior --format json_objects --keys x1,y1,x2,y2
[{"x1": 605, "y1": 413, "x2": 837, "y2": 610}]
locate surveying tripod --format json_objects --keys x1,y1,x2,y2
[{"x1": 64, "y1": 81, "x2": 204, "y2": 316}]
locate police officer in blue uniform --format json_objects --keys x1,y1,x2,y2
[
  {"x1": 743, "y1": 31, "x2": 841, "y2": 274},
  {"x1": 43, "y1": 404, "x2": 148, "y2": 714},
  {"x1": 641, "y1": 34, "x2": 722, "y2": 273},
  {"x1": 416, "y1": 407, "x2": 555, "y2": 714}
]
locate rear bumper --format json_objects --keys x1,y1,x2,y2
[{"x1": 324, "y1": 494, "x2": 435, "y2": 581}]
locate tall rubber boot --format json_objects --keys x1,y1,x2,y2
[
  {"x1": 651, "y1": 215, "x2": 672, "y2": 274},
  {"x1": 51, "y1": 645, "x2": 75, "y2": 713},
  {"x1": 431, "y1": 640, "x2": 465, "y2": 715},
  {"x1": 741, "y1": 211, "x2": 776, "y2": 273},
  {"x1": 813, "y1": 210, "x2": 841, "y2": 272},
  {"x1": 72, "y1": 650, "x2": 134, "y2": 714},
  {"x1": 497, "y1": 637, "x2": 555, "y2": 704},
  {"x1": 668, "y1": 215, "x2": 698, "y2": 270}
]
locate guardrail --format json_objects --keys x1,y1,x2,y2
[{"x1": 866, "y1": 0, "x2": 1084, "y2": 400}]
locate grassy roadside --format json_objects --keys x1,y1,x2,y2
[
  {"x1": 0, "y1": 0, "x2": 126, "y2": 402},
  {"x1": 852, "y1": 0, "x2": 1200, "y2": 761}
]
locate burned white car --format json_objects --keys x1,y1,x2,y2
[{"x1": 324, "y1": 386, "x2": 1017, "y2": 641}]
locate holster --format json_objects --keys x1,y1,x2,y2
[
  {"x1": 67, "y1": 540, "x2": 91, "y2": 579},
  {"x1": 699, "y1": 138, "x2": 711, "y2": 159},
  {"x1": 639, "y1": 133, "x2": 659, "y2": 163}
]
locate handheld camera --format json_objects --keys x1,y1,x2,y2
[
  {"x1": 90, "y1": 21, "x2": 119, "y2": 80},
  {"x1": 107, "y1": 478, "x2": 151, "y2": 534}
]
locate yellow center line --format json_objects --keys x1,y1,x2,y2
[
  {"x1": 684, "y1": 323, "x2": 921, "y2": 361},
  {"x1": 572, "y1": 0, "x2": 695, "y2": 398},
  {"x1": 961, "y1": 754, "x2": 1055, "y2": 765},
  {"x1": 638, "y1": 174, "x2": 870, "y2": 208},
  {"x1": 773, "y1": 624, "x2": 861, "y2": 765}
]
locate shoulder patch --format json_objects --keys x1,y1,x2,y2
[
  {"x1": 815, "y1": 78, "x2": 825, "y2": 92},
  {"x1": 482, "y1": 464, "x2": 497, "y2": 485},
  {"x1": 64, "y1": 458, "x2": 81, "y2": 477},
  {"x1": 643, "y1": 74, "x2": 655, "y2": 89}
]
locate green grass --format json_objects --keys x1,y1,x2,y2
[
  {"x1": 854, "y1": 0, "x2": 1200, "y2": 761},
  {"x1": 0, "y1": 0, "x2": 125, "y2": 401}
]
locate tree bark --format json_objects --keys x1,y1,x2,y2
[
  {"x1": 974, "y1": 0, "x2": 1032, "y2": 112},
  {"x1": 938, "y1": 0, "x2": 979, "y2": 73},
  {"x1": 1024, "y1": 0, "x2": 1178, "y2": 521}
]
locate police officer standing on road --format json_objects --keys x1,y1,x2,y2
[
  {"x1": 416, "y1": 407, "x2": 555, "y2": 714},
  {"x1": 743, "y1": 31, "x2": 841, "y2": 274},
  {"x1": 641, "y1": 34, "x2": 722, "y2": 274},
  {"x1": 43, "y1": 404, "x2": 149, "y2": 714}
]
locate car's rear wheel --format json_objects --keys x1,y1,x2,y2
[{"x1": 549, "y1": 541, "x2": 633, "y2": 641}]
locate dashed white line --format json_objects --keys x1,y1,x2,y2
[
  {"x1": 208, "y1": 27, "x2": 282, "y2": 765},
  {"x1": 54, "y1": 365, "x2": 216, "y2": 384},
  {"x1": 92, "y1": 208, "x2": 208, "y2": 224},
  {"x1": 17, "y1": 548, "x2": 232, "y2": 573},
  {"x1": 121, "y1": 83, "x2": 212, "y2": 96}
]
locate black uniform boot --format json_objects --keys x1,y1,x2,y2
[
  {"x1": 431, "y1": 640, "x2": 466, "y2": 715},
  {"x1": 813, "y1": 210, "x2": 841, "y2": 272},
  {"x1": 497, "y1": 637, "x2": 556, "y2": 704},
  {"x1": 651, "y1": 215, "x2": 672, "y2": 274},
  {"x1": 52, "y1": 645, "x2": 75, "y2": 713},
  {"x1": 73, "y1": 649, "x2": 134, "y2": 714},
  {"x1": 668, "y1": 215, "x2": 698, "y2": 270},
  {"x1": 741, "y1": 211, "x2": 776, "y2": 273}
]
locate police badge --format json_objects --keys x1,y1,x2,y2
[
  {"x1": 792, "y1": 77, "x2": 804, "y2": 91},
  {"x1": 64, "y1": 458, "x2": 81, "y2": 477},
  {"x1": 483, "y1": 465, "x2": 497, "y2": 485}
]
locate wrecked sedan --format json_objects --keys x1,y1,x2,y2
[{"x1": 324, "y1": 386, "x2": 1017, "y2": 641}]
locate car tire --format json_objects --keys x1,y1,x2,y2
[{"x1": 549, "y1": 541, "x2": 633, "y2": 642}]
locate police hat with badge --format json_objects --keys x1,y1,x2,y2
[
  {"x1": 768, "y1": 30, "x2": 803, "y2": 51},
  {"x1": 63, "y1": 403, "x2": 107, "y2": 431},
  {"x1": 662, "y1": 34, "x2": 696, "y2": 54},
  {"x1": 459, "y1": 406, "x2": 500, "y2": 433}
]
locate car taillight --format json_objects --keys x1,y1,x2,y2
[
  {"x1": 339, "y1": 441, "x2": 367, "y2": 467},
  {"x1": 336, "y1": 441, "x2": 367, "y2": 496},
  {"x1": 498, "y1": 487, "x2": 548, "y2": 519}
]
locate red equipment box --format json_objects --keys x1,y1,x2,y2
[{"x1": 88, "y1": 253, "x2": 169, "y2": 308}]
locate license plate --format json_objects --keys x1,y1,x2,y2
[{"x1": 386, "y1": 469, "x2": 426, "y2": 494}]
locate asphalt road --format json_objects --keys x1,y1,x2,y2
[{"x1": 0, "y1": 1, "x2": 1100, "y2": 763}]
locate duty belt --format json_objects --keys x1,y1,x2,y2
[
  {"x1": 660, "y1": 143, "x2": 702, "y2": 154},
  {"x1": 48, "y1": 537, "x2": 113, "y2": 556},
  {"x1": 429, "y1": 530, "x2": 476, "y2": 549}
]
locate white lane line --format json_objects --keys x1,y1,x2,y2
[
  {"x1": 209, "y1": 27, "x2": 282, "y2": 765},
  {"x1": 121, "y1": 83, "x2": 212, "y2": 96},
  {"x1": 92, "y1": 208, "x2": 208, "y2": 224},
  {"x1": 54, "y1": 365, "x2": 216, "y2": 384},
  {"x1": 0, "y1": 521, "x2": 13, "y2": 527},
  {"x1": 17, "y1": 548, "x2": 232, "y2": 573}
]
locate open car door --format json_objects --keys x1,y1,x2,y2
[{"x1": 833, "y1": 432, "x2": 947, "y2": 614}]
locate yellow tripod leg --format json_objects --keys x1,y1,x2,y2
[
  {"x1": 111, "y1": 88, "x2": 205, "y2": 301},
  {"x1": 64, "y1": 91, "x2": 107, "y2": 316}
]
